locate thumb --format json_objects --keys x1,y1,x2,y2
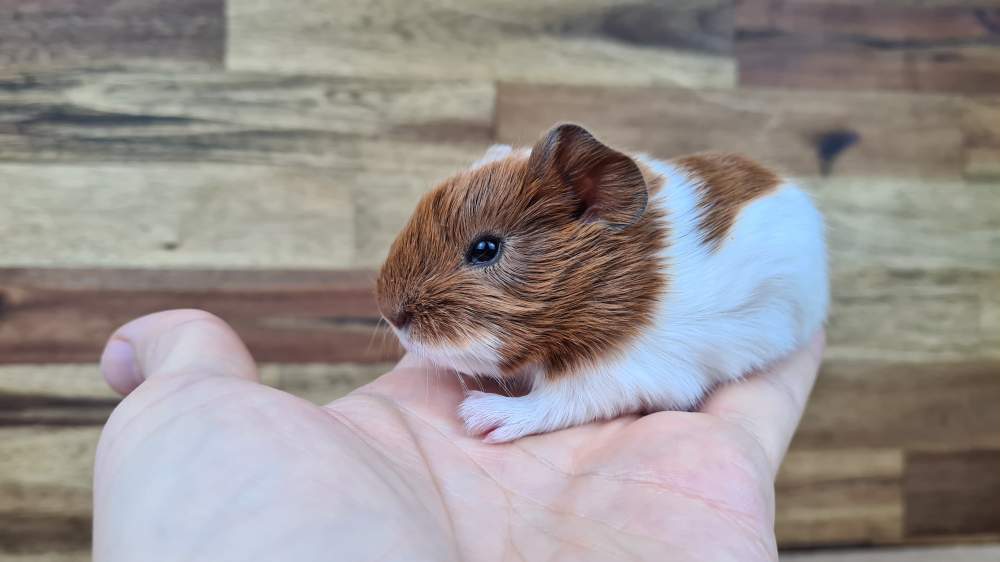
[{"x1": 100, "y1": 309, "x2": 259, "y2": 395}]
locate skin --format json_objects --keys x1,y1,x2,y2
[{"x1": 94, "y1": 309, "x2": 825, "y2": 562}]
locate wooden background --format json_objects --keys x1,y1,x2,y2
[{"x1": 1, "y1": 0, "x2": 999, "y2": 560}]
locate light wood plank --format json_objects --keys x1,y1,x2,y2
[
  {"x1": 227, "y1": 0, "x2": 736, "y2": 88},
  {"x1": 0, "y1": 0, "x2": 223, "y2": 70},
  {"x1": 814, "y1": 177, "x2": 1000, "y2": 272},
  {"x1": 0, "y1": 427, "x2": 97, "y2": 558},
  {"x1": 0, "y1": 70, "x2": 494, "y2": 168},
  {"x1": 0, "y1": 164, "x2": 355, "y2": 269},
  {"x1": 497, "y1": 83, "x2": 970, "y2": 178},
  {"x1": 776, "y1": 449, "x2": 904, "y2": 546}
]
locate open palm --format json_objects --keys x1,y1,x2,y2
[{"x1": 94, "y1": 310, "x2": 823, "y2": 562}]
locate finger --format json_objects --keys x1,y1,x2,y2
[
  {"x1": 100, "y1": 309, "x2": 259, "y2": 395},
  {"x1": 701, "y1": 331, "x2": 826, "y2": 476}
]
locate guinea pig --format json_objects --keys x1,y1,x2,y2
[{"x1": 376, "y1": 123, "x2": 828, "y2": 443}]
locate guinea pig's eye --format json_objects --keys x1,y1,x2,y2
[{"x1": 466, "y1": 235, "x2": 502, "y2": 266}]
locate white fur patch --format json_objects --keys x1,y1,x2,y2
[{"x1": 395, "y1": 329, "x2": 505, "y2": 378}]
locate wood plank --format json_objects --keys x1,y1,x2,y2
[
  {"x1": 0, "y1": 70, "x2": 494, "y2": 167},
  {"x1": 0, "y1": 164, "x2": 356, "y2": 269},
  {"x1": 793, "y1": 361, "x2": 1000, "y2": 451},
  {"x1": 815, "y1": 176, "x2": 1000, "y2": 272},
  {"x1": 776, "y1": 449, "x2": 904, "y2": 546},
  {"x1": 963, "y1": 97, "x2": 1000, "y2": 181},
  {"x1": 0, "y1": 554, "x2": 89, "y2": 562},
  {"x1": 735, "y1": 2, "x2": 1000, "y2": 94},
  {"x1": 0, "y1": 362, "x2": 391, "y2": 427},
  {"x1": 905, "y1": 450, "x2": 1000, "y2": 537},
  {"x1": 781, "y1": 544, "x2": 1000, "y2": 562},
  {"x1": 496, "y1": 83, "x2": 970, "y2": 178},
  {"x1": 227, "y1": 0, "x2": 736, "y2": 88},
  {"x1": 0, "y1": 0, "x2": 223, "y2": 69},
  {"x1": 0, "y1": 269, "x2": 401, "y2": 364},
  {"x1": 814, "y1": 177, "x2": 1000, "y2": 363},
  {"x1": 827, "y1": 269, "x2": 1000, "y2": 364},
  {"x1": 0, "y1": 427, "x2": 97, "y2": 558}
]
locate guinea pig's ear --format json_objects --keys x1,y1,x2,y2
[{"x1": 528, "y1": 123, "x2": 648, "y2": 229}]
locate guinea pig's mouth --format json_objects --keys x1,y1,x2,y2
[{"x1": 390, "y1": 327, "x2": 505, "y2": 378}]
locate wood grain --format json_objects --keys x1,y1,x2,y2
[
  {"x1": 0, "y1": 427, "x2": 96, "y2": 557},
  {"x1": 496, "y1": 83, "x2": 972, "y2": 178},
  {"x1": 0, "y1": 269, "x2": 401, "y2": 365},
  {"x1": 228, "y1": 0, "x2": 735, "y2": 88},
  {"x1": 0, "y1": 70, "x2": 493, "y2": 168},
  {"x1": 0, "y1": 0, "x2": 224, "y2": 70},
  {"x1": 795, "y1": 360, "x2": 1000, "y2": 451},
  {"x1": 905, "y1": 450, "x2": 1000, "y2": 537},
  {"x1": 0, "y1": 164, "x2": 355, "y2": 269},
  {"x1": 735, "y1": 2, "x2": 1000, "y2": 94},
  {"x1": 776, "y1": 449, "x2": 904, "y2": 546}
]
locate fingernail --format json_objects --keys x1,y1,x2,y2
[{"x1": 101, "y1": 338, "x2": 140, "y2": 394}]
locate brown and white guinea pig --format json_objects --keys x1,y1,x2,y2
[{"x1": 376, "y1": 123, "x2": 828, "y2": 443}]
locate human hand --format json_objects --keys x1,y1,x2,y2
[{"x1": 94, "y1": 309, "x2": 824, "y2": 561}]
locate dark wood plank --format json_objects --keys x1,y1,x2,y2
[
  {"x1": 781, "y1": 544, "x2": 1000, "y2": 562},
  {"x1": 0, "y1": 70, "x2": 494, "y2": 167},
  {"x1": 0, "y1": 0, "x2": 224, "y2": 69},
  {"x1": 905, "y1": 450, "x2": 1000, "y2": 537},
  {"x1": 0, "y1": 269, "x2": 401, "y2": 364},
  {"x1": 0, "y1": 513, "x2": 90, "y2": 556},
  {"x1": 228, "y1": 0, "x2": 735, "y2": 87},
  {"x1": 793, "y1": 361, "x2": 1000, "y2": 451},
  {"x1": 496, "y1": 82, "x2": 970, "y2": 178},
  {"x1": 736, "y1": 2, "x2": 1000, "y2": 94}
]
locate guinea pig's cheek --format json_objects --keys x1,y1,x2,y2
[{"x1": 409, "y1": 333, "x2": 505, "y2": 377}]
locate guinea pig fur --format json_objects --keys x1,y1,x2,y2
[{"x1": 376, "y1": 123, "x2": 829, "y2": 443}]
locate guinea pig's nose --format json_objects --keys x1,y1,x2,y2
[{"x1": 385, "y1": 308, "x2": 411, "y2": 330}]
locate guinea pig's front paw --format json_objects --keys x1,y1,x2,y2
[{"x1": 459, "y1": 391, "x2": 543, "y2": 444}]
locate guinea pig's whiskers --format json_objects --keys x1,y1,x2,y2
[
  {"x1": 425, "y1": 364, "x2": 431, "y2": 404},
  {"x1": 497, "y1": 375, "x2": 515, "y2": 397},
  {"x1": 454, "y1": 371, "x2": 470, "y2": 395},
  {"x1": 366, "y1": 316, "x2": 385, "y2": 356}
]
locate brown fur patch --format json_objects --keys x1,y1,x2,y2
[
  {"x1": 377, "y1": 146, "x2": 667, "y2": 380},
  {"x1": 673, "y1": 153, "x2": 782, "y2": 249}
]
